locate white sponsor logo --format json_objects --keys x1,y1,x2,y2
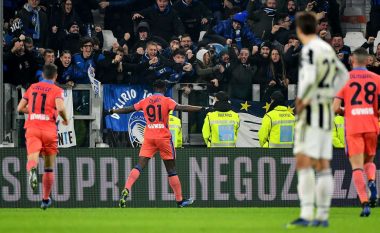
[
  {"x1": 351, "y1": 107, "x2": 374, "y2": 116},
  {"x1": 147, "y1": 124, "x2": 165, "y2": 129},
  {"x1": 30, "y1": 113, "x2": 49, "y2": 121}
]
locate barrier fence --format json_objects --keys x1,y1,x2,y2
[{"x1": 1, "y1": 148, "x2": 379, "y2": 208}]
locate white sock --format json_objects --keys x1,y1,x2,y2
[
  {"x1": 298, "y1": 168, "x2": 315, "y2": 220},
  {"x1": 315, "y1": 168, "x2": 333, "y2": 221}
]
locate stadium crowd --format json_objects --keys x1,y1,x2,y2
[{"x1": 4, "y1": 0, "x2": 380, "y2": 100}]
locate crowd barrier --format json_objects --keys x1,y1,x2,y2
[{"x1": 1, "y1": 148, "x2": 379, "y2": 208}]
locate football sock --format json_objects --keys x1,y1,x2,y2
[
  {"x1": 125, "y1": 168, "x2": 141, "y2": 191},
  {"x1": 352, "y1": 169, "x2": 368, "y2": 203},
  {"x1": 168, "y1": 175, "x2": 183, "y2": 202},
  {"x1": 42, "y1": 169, "x2": 54, "y2": 200},
  {"x1": 27, "y1": 160, "x2": 37, "y2": 172},
  {"x1": 364, "y1": 162, "x2": 376, "y2": 181},
  {"x1": 315, "y1": 168, "x2": 333, "y2": 221},
  {"x1": 297, "y1": 168, "x2": 315, "y2": 220}
]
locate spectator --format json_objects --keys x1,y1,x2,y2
[
  {"x1": 247, "y1": 0, "x2": 278, "y2": 41},
  {"x1": 173, "y1": 0, "x2": 212, "y2": 42},
  {"x1": 258, "y1": 91, "x2": 295, "y2": 148},
  {"x1": 361, "y1": 36, "x2": 376, "y2": 55},
  {"x1": 132, "y1": 0, "x2": 185, "y2": 42},
  {"x1": 250, "y1": 42, "x2": 271, "y2": 87},
  {"x1": 69, "y1": 37, "x2": 105, "y2": 84},
  {"x1": 195, "y1": 48, "x2": 224, "y2": 93},
  {"x1": 331, "y1": 34, "x2": 351, "y2": 70},
  {"x1": 180, "y1": 34, "x2": 198, "y2": 53},
  {"x1": 54, "y1": 21, "x2": 81, "y2": 54},
  {"x1": 213, "y1": 12, "x2": 262, "y2": 49},
  {"x1": 317, "y1": 18, "x2": 331, "y2": 42},
  {"x1": 4, "y1": 37, "x2": 38, "y2": 87},
  {"x1": 130, "y1": 21, "x2": 169, "y2": 55},
  {"x1": 17, "y1": 0, "x2": 49, "y2": 48},
  {"x1": 367, "y1": 54, "x2": 380, "y2": 74},
  {"x1": 367, "y1": 0, "x2": 380, "y2": 37},
  {"x1": 51, "y1": 0, "x2": 81, "y2": 42},
  {"x1": 286, "y1": 0, "x2": 297, "y2": 24},
  {"x1": 304, "y1": 0, "x2": 342, "y2": 35},
  {"x1": 283, "y1": 35, "x2": 301, "y2": 83},
  {"x1": 269, "y1": 13, "x2": 292, "y2": 45},
  {"x1": 167, "y1": 49, "x2": 195, "y2": 84},
  {"x1": 23, "y1": 36, "x2": 44, "y2": 65},
  {"x1": 202, "y1": 0, "x2": 224, "y2": 22},
  {"x1": 202, "y1": 91, "x2": 240, "y2": 147},
  {"x1": 73, "y1": 0, "x2": 98, "y2": 36},
  {"x1": 55, "y1": 50, "x2": 73, "y2": 85},
  {"x1": 376, "y1": 43, "x2": 380, "y2": 61},
  {"x1": 225, "y1": 47, "x2": 257, "y2": 100},
  {"x1": 264, "y1": 48, "x2": 289, "y2": 101},
  {"x1": 36, "y1": 49, "x2": 55, "y2": 81},
  {"x1": 162, "y1": 37, "x2": 181, "y2": 59}
]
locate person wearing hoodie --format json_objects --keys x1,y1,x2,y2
[
  {"x1": 173, "y1": 0, "x2": 212, "y2": 42},
  {"x1": 17, "y1": 0, "x2": 49, "y2": 48},
  {"x1": 130, "y1": 21, "x2": 169, "y2": 55},
  {"x1": 258, "y1": 90, "x2": 295, "y2": 148},
  {"x1": 195, "y1": 48, "x2": 224, "y2": 93},
  {"x1": 202, "y1": 91, "x2": 240, "y2": 147},
  {"x1": 212, "y1": 11, "x2": 262, "y2": 49},
  {"x1": 132, "y1": 0, "x2": 185, "y2": 42},
  {"x1": 247, "y1": 0, "x2": 278, "y2": 41}
]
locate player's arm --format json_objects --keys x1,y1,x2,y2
[
  {"x1": 55, "y1": 98, "x2": 69, "y2": 125},
  {"x1": 175, "y1": 104, "x2": 206, "y2": 112},
  {"x1": 109, "y1": 106, "x2": 136, "y2": 114},
  {"x1": 17, "y1": 98, "x2": 29, "y2": 114},
  {"x1": 333, "y1": 97, "x2": 344, "y2": 115}
]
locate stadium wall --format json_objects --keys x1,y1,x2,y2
[{"x1": 1, "y1": 148, "x2": 379, "y2": 208}]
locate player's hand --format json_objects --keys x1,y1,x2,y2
[
  {"x1": 367, "y1": 36, "x2": 375, "y2": 44},
  {"x1": 62, "y1": 120, "x2": 69, "y2": 126}
]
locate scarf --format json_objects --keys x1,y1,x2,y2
[
  {"x1": 263, "y1": 7, "x2": 276, "y2": 17},
  {"x1": 24, "y1": 3, "x2": 40, "y2": 40}
]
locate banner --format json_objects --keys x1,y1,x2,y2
[
  {"x1": 57, "y1": 89, "x2": 76, "y2": 147},
  {"x1": 88, "y1": 64, "x2": 102, "y2": 97},
  {"x1": 231, "y1": 99, "x2": 294, "y2": 147},
  {"x1": 1, "y1": 148, "x2": 378, "y2": 208}
]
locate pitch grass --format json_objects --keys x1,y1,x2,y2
[{"x1": 0, "y1": 208, "x2": 378, "y2": 233}]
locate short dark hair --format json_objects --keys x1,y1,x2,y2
[
  {"x1": 43, "y1": 49, "x2": 55, "y2": 57},
  {"x1": 153, "y1": 80, "x2": 167, "y2": 91},
  {"x1": 331, "y1": 33, "x2": 343, "y2": 39},
  {"x1": 80, "y1": 36, "x2": 94, "y2": 47},
  {"x1": 181, "y1": 34, "x2": 192, "y2": 41},
  {"x1": 43, "y1": 64, "x2": 58, "y2": 80},
  {"x1": 296, "y1": 12, "x2": 317, "y2": 35},
  {"x1": 172, "y1": 49, "x2": 186, "y2": 57},
  {"x1": 60, "y1": 50, "x2": 71, "y2": 57},
  {"x1": 353, "y1": 47, "x2": 369, "y2": 65},
  {"x1": 24, "y1": 37, "x2": 33, "y2": 44}
]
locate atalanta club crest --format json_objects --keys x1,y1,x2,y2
[{"x1": 128, "y1": 111, "x2": 146, "y2": 148}]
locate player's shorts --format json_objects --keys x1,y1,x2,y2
[
  {"x1": 139, "y1": 138, "x2": 176, "y2": 160},
  {"x1": 25, "y1": 128, "x2": 58, "y2": 156},
  {"x1": 293, "y1": 122, "x2": 332, "y2": 160},
  {"x1": 346, "y1": 132, "x2": 377, "y2": 157}
]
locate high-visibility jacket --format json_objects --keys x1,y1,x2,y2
[
  {"x1": 258, "y1": 106, "x2": 295, "y2": 148},
  {"x1": 333, "y1": 115, "x2": 345, "y2": 148},
  {"x1": 169, "y1": 114, "x2": 183, "y2": 148},
  {"x1": 202, "y1": 110, "x2": 240, "y2": 147}
]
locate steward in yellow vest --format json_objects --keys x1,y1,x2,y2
[
  {"x1": 258, "y1": 91, "x2": 295, "y2": 148},
  {"x1": 333, "y1": 115, "x2": 345, "y2": 148},
  {"x1": 169, "y1": 111, "x2": 183, "y2": 148},
  {"x1": 202, "y1": 91, "x2": 240, "y2": 147}
]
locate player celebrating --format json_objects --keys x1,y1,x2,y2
[
  {"x1": 17, "y1": 64, "x2": 69, "y2": 210},
  {"x1": 109, "y1": 80, "x2": 206, "y2": 208},
  {"x1": 333, "y1": 48, "x2": 380, "y2": 217},
  {"x1": 287, "y1": 12, "x2": 348, "y2": 228}
]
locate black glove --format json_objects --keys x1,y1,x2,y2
[{"x1": 201, "y1": 106, "x2": 210, "y2": 113}]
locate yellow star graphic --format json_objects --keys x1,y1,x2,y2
[
  {"x1": 263, "y1": 102, "x2": 271, "y2": 113},
  {"x1": 240, "y1": 101, "x2": 251, "y2": 111},
  {"x1": 287, "y1": 106, "x2": 295, "y2": 114}
]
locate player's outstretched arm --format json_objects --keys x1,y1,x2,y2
[
  {"x1": 17, "y1": 99, "x2": 29, "y2": 114},
  {"x1": 175, "y1": 104, "x2": 206, "y2": 112},
  {"x1": 109, "y1": 106, "x2": 136, "y2": 114}
]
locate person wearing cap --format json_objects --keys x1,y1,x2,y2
[
  {"x1": 212, "y1": 11, "x2": 262, "y2": 49},
  {"x1": 162, "y1": 36, "x2": 180, "y2": 59},
  {"x1": 247, "y1": 0, "x2": 278, "y2": 41},
  {"x1": 202, "y1": 91, "x2": 240, "y2": 147},
  {"x1": 258, "y1": 91, "x2": 295, "y2": 148},
  {"x1": 169, "y1": 111, "x2": 183, "y2": 148},
  {"x1": 332, "y1": 115, "x2": 345, "y2": 148}
]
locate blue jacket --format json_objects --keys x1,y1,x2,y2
[
  {"x1": 70, "y1": 53, "x2": 105, "y2": 84},
  {"x1": 213, "y1": 19, "x2": 262, "y2": 48}
]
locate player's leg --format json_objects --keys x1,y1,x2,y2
[
  {"x1": 363, "y1": 133, "x2": 378, "y2": 207},
  {"x1": 163, "y1": 159, "x2": 193, "y2": 207},
  {"x1": 313, "y1": 159, "x2": 333, "y2": 227},
  {"x1": 40, "y1": 154, "x2": 56, "y2": 210},
  {"x1": 25, "y1": 129, "x2": 43, "y2": 191},
  {"x1": 347, "y1": 134, "x2": 370, "y2": 216}
]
